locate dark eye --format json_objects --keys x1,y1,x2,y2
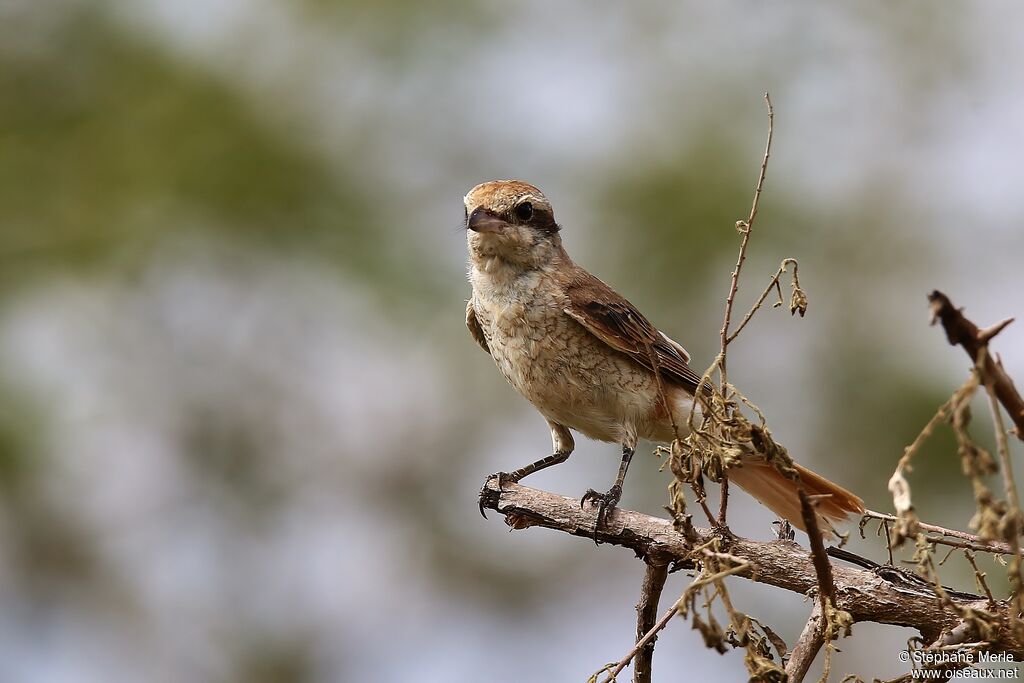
[{"x1": 515, "y1": 201, "x2": 534, "y2": 222}]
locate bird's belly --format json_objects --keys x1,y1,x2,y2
[{"x1": 486, "y1": 318, "x2": 663, "y2": 443}]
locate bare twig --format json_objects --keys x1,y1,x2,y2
[
  {"x1": 719, "y1": 91, "x2": 774, "y2": 380},
  {"x1": 786, "y1": 602, "x2": 825, "y2": 683},
  {"x1": 697, "y1": 495, "x2": 717, "y2": 527},
  {"x1": 923, "y1": 534, "x2": 1012, "y2": 555},
  {"x1": 727, "y1": 258, "x2": 805, "y2": 344},
  {"x1": 717, "y1": 478, "x2": 730, "y2": 527},
  {"x1": 881, "y1": 520, "x2": 895, "y2": 564},
  {"x1": 929, "y1": 291, "x2": 1024, "y2": 439},
  {"x1": 862, "y1": 510, "x2": 1013, "y2": 556},
  {"x1": 964, "y1": 551, "x2": 996, "y2": 606},
  {"x1": 599, "y1": 605, "x2": 678, "y2": 683},
  {"x1": 714, "y1": 92, "x2": 774, "y2": 526},
  {"x1": 633, "y1": 558, "x2": 669, "y2": 683}
]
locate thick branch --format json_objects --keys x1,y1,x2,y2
[
  {"x1": 928, "y1": 290, "x2": 1024, "y2": 439},
  {"x1": 480, "y1": 478, "x2": 1024, "y2": 657}
]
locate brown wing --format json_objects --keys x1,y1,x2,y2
[
  {"x1": 564, "y1": 275, "x2": 704, "y2": 394},
  {"x1": 466, "y1": 300, "x2": 490, "y2": 354}
]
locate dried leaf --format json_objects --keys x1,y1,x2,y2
[{"x1": 789, "y1": 285, "x2": 808, "y2": 317}]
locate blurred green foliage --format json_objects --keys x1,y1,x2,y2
[{"x1": 0, "y1": 8, "x2": 438, "y2": 305}]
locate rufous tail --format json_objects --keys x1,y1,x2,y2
[{"x1": 727, "y1": 459, "x2": 864, "y2": 539}]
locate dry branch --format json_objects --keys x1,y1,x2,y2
[
  {"x1": 785, "y1": 490, "x2": 842, "y2": 682},
  {"x1": 480, "y1": 478, "x2": 1024, "y2": 660},
  {"x1": 799, "y1": 490, "x2": 838, "y2": 609},
  {"x1": 929, "y1": 290, "x2": 1024, "y2": 439},
  {"x1": 785, "y1": 603, "x2": 825, "y2": 683},
  {"x1": 862, "y1": 510, "x2": 1013, "y2": 556},
  {"x1": 714, "y1": 91, "x2": 775, "y2": 528},
  {"x1": 633, "y1": 559, "x2": 669, "y2": 683}
]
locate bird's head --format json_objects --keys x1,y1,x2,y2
[{"x1": 463, "y1": 180, "x2": 562, "y2": 271}]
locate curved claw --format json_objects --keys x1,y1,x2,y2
[
  {"x1": 580, "y1": 484, "x2": 623, "y2": 544},
  {"x1": 479, "y1": 472, "x2": 518, "y2": 520}
]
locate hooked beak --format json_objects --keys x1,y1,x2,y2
[{"x1": 467, "y1": 207, "x2": 507, "y2": 234}]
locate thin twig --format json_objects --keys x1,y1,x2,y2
[
  {"x1": 697, "y1": 497, "x2": 717, "y2": 527},
  {"x1": 923, "y1": 534, "x2": 1011, "y2": 555},
  {"x1": 862, "y1": 510, "x2": 1012, "y2": 555},
  {"x1": 715, "y1": 91, "x2": 774, "y2": 525},
  {"x1": 964, "y1": 550, "x2": 996, "y2": 606},
  {"x1": 717, "y1": 478, "x2": 730, "y2": 526},
  {"x1": 786, "y1": 602, "x2": 825, "y2": 683},
  {"x1": 726, "y1": 258, "x2": 801, "y2": 344},
  {"x1": 882, "y1": 520, "x2": 895, "y2": 565},
  {"x1": 719, "y1": 91, "x2": 774, "y2": 385},
  {"x1": 601, "y1": 606, "x2": 679, "y2": 683},
  {"x1": 633, "y1": 559, "x2": 669, "y2": 683}
]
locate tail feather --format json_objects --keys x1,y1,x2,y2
[{"x1": 728, "y1": 459, "x2": 864, "y2": 539}]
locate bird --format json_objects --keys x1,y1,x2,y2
[{"x1": 463, "y1": 179, "x2": 863, "y2": 537}]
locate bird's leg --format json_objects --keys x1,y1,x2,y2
[
  {"x1": 505, "y1": 450, "x2": 571, "y2": 481},
  {"x1": 581, "y1": 441, "x2": 636, "y2": 542},
  {"x1": 479, "y1": 423, "x2": 574, "y2": 518}
]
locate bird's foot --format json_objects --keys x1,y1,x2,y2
[
  {"x1": 479, "y1": 471, "x2": 519, "y2": 519},
  {"x1": 580, "y1": 484, "x2": 622, "y2": 543}
]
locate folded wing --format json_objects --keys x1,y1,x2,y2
[{"x1": 564, "y1": 276, "x2": 704, "y2": 395}]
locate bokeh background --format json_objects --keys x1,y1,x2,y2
[{"x1": 2, "y1": 1, "x2": 1023, "y2": 681}]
